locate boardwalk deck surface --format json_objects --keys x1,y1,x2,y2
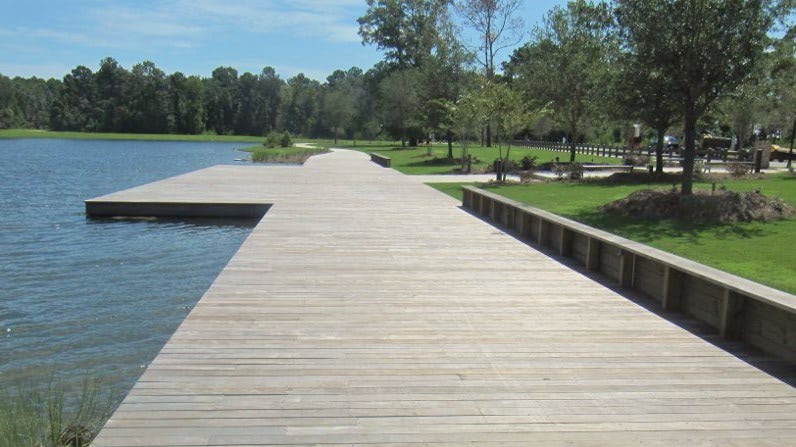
[{"x1": 91, "y1": 150, "x2": 796, "y2": 446}]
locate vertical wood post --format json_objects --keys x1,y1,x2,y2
[
  {"x1": 559, "y1": 227, "x2": 572, "y2": 257},
  {"x1": 619, "y1": 250, "x2": 635, "y2": 288},
  {"x1": 719, "y1": 289, "x2": 745, "y2": 339},
  {"x1": 585, "y1": 237, "x2": 601, "y2": 272},
  {"x1": 537, "y1": 218, "x2": 545, "y2": 245},
  {"x1": 662, "y1": 266, "x2": 683, "y2": 311}
]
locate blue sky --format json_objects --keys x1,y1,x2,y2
[{"x1": 0, "y1": 0, "x2": 565, "y2": 81}]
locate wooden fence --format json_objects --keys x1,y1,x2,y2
[{"x1": 463, "y1": 185, "x2": 796, "y2": 364}]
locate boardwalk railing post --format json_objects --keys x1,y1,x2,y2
[
  {"x1": 662, "y1": 266, "x2": 682, "y2": 311},
  {"x1": 585, "y1": 237, "x2": 601, "y2": 272},
  {"x1": 719, "y1": 289, "x2": 745, "y2": 339},
  {"x1": 619, "y1": 250, "x2": 635, "y2": 288}
]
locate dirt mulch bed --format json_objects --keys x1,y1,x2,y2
[{"x1": 601, "y1": 189, "x2": 795, "y2": 223}]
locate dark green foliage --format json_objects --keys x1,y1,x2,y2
[
  {"x1": 520, "y1": 155, "x2": 538, "y2": 171},
  {"x1": 614, "y1": 0, "x2": 774, "y2": 194}
]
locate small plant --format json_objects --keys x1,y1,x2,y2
[
  {"x1": 553, "y1": 163, "x2": 566, "y2": 179},
  {"x1": 263, "y1": 131, "x2": 291, "y2": 149},
  {"x1": 0, "y1": 374, "x2": 114, "y2": 447},
  {"x1": 279, "y1": 131, "x2": 292, "y2": 148},
  {"x1": 726, "y1": 161, "x2": 751, "y2": 178},
  {"x1": 520, "y1": 155, "x2": 538, "y2": 171},
  {"x1": 568, "y1": 162, "x2": 584, "y2": 180}
]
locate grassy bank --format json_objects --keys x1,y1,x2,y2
[
  {"x1": 241, "y1": 145, "x2": 329, "y2": 163},
  {"x1": 0, "y1": 129, "x2": 264, "y2": 143},
  {"x1": 321, "y1": 140, "x2": 621, "y2": 175},
  {"x1": 1, "y1": 375, "x2": 115, "y2": 447},
  {"x1": 430, "y1": 174, "x2": 796, "y2": 294}
]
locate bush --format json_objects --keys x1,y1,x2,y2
[
  {"x1": 263, "y1": 131, "x2": 292, "y2": 149},
  {"x1": 520, "y1": 155, "x2": 538, "y2": 171},
  {"x1": 491, "y1": 158, "x2": 517, "y2": 173},
  {"x1": 568, "y1": 162, "x2": 584, "y2": 180},
  {"x1": 623, "y1": 154, "x2": 650, "y2": 166},
  {"x1": 726, "y1": 161, "x2": 751, "y2": 178},
  {"x1": 552, "y1": 163, "x2": 566, "y2": 179},
  {"x1": 279, "y1": 131, "x2": 292, "y2": 148},
  {"x1": 0, "y1": 375, "x2": 114, "y2": 447}
]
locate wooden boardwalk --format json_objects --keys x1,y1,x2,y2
[{"x1": 91, "y1": 150, "x2": 795, "y2": 446}]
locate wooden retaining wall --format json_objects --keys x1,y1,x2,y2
[
  {"x1": 369, "y1": 153, "x2": 391, "y2": 167},
  {"x1": 463, "y1": 186, "x2": 796, "y2": 364}
]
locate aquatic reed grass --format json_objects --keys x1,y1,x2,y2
[{"x1": 0, "y1": 374, "x2": 115, "y2": 447}]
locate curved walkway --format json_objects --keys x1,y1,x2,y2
[{"x1": 92, "y1": 150, "x2": 795, "y2": 446}]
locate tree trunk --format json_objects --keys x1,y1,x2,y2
[
  {"x1": 447, "y1": 130, "x2": 453, "y2": 159},
  {"x1": 486, "y1": 123, "x2": 492, "y2": 147},
  {"x1": 656, "y1": 127, "x2": 665, "y2": 174},
  {"x1": 681, "y1": 98, "x2": 697, "y2": 195},
  {"x1": 503, "y1": 145, "x2": 512, "y2": 181},
  {"x1": 788, "y1": 117, "x2": 795, "y2": 170},
  {"x1": 334, "y1": 128, "x2": 338, "y2": 145},
  {"x1": 569, "y1": 126, "x2": 577, "y2": 163}
]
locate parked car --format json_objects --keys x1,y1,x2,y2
[{"x1": 663, "y1": 135, "x2": 680, "y2": 149}]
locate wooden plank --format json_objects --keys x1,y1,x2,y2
[{"x1": 91, "y1": 150, "x2": 796, "y2": 446}]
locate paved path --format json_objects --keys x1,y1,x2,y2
[{"x1": 91, "y1": 150, "x2": 795, "y2": 446}]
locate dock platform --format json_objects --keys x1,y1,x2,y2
[{"x1": 90, "y1": 149, "x2": 795, "y2": 446}]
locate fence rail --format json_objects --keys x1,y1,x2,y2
[
  {"x1": 463, "y1": 185, "x2": 796, "y2": 365},
  {"x1": 511, "y1": 140, "x2": 751, "y2": 165}
]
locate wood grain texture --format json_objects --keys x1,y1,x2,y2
[{"x1": 91, "y1": 150, "x2": 795, "y2": 446}]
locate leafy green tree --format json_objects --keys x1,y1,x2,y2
[
  {"x1": 483, "y1": 81, "x2": 545, "y2": 180},
  {"x1": 94, "y1": 57, "x2": 131, "y2": 132},
  {"x1": 379, "y1": 69, "x2": 422, "y2": 147},
  {"x1": 455, "y1": 0, "x2": 524, "y2": 146},
  {"x1": 768, "y1": 26, "x2": 795, "y2": 168},
  {"x1": 0, "y1": 74, "x2": 18, "y2": 129},
  {"x1": 418, "y1": 18, "x2": 474, "y2": 156},
  {"x1": 615, "y1": 0, "x2": 774, "y2": 194},
  {"x1": 129, "y1": 61, "x2": 171, "y2": 133},
  {"x1": 507, "y1": 0, "x2": 615, "y2": 162},
  {"x1": 205, "y1": 66, "x2": 239, "y2": 134},
  {"x1": 449, "y1": 88, "x2": 487, "y2": 171},
  {"x1": 323, "y1": 88, "x2": 355, "y2": 144},
  {"x1": 358, "y1": 0, "x2": 452, "y2": 69},
  {"x1": 50, "y1": 65, "x2": 98, "y2": 131},
  {"x1": 281, "y1": 73, "x2": 321, "y2": 137},
  {"x1": 611, "y1": 49, "x2": 681, "y2": 173},
  {"x1": 181, "y1": 75, "x2": 206, "y2": 134}
]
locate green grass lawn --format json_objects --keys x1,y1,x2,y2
[
  {"x1": 321, "y1": 140, "x2": 620, "y2": 175},
  {"x1": 0, "y1": 128, "x2": 265, "y2": 143},
  {"x1": 430, "y1": 174, "x2": 796, "y2": 294}
]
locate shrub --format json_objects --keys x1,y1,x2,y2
[
  {"x1": 520, "y1": 155, "x2": 538, "y2": 171},
  {"x1": 552, "y1": 163, "x2": 566, "y2": 179},
  {"x1": 726, "y1": 161, "x2": 751, "y2": 178},
  {"x1": 490, "y1": 158, "x2": 517, "y2": 173},
  {"x1": 263, "y1": 131, "x2": 291, "y2": 149},
  {"x1": 568, "y1": 162, "x2": 584, "y2": 180},
  {"x1": 279, "y1": 131, "x2": 292, "y2": 148},
  {"x1": 0, "y1": 375, "x2": 114, "y2": 447}
]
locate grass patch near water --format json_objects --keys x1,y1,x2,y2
[
  {"x1": 1, "y1": 375, "x2": 115, "y2": 447},
  {"x1": 242, "y1": 145, "x2": 329, "y2": 164},
  {"x1": 429, "y1": 174, "x2": 796, "y2": 294}
]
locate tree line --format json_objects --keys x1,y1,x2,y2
[
  {"x1": 0, "y1": 58, "x2": 373, "y2": 139},
  {"x1": 0, "y1": 0, "x2": 794, "y2": 193}
]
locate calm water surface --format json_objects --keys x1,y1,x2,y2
[{"x1": 0, "y1": 139, "x2": 256, "y2": 394}]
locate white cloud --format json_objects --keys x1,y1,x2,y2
[{"x1": 182, "y1": 0, "x2": 362, "y2": 43}]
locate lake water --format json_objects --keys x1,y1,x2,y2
[{"x1": 0, "y1": 138, "x2": 256, "y2": 395}]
